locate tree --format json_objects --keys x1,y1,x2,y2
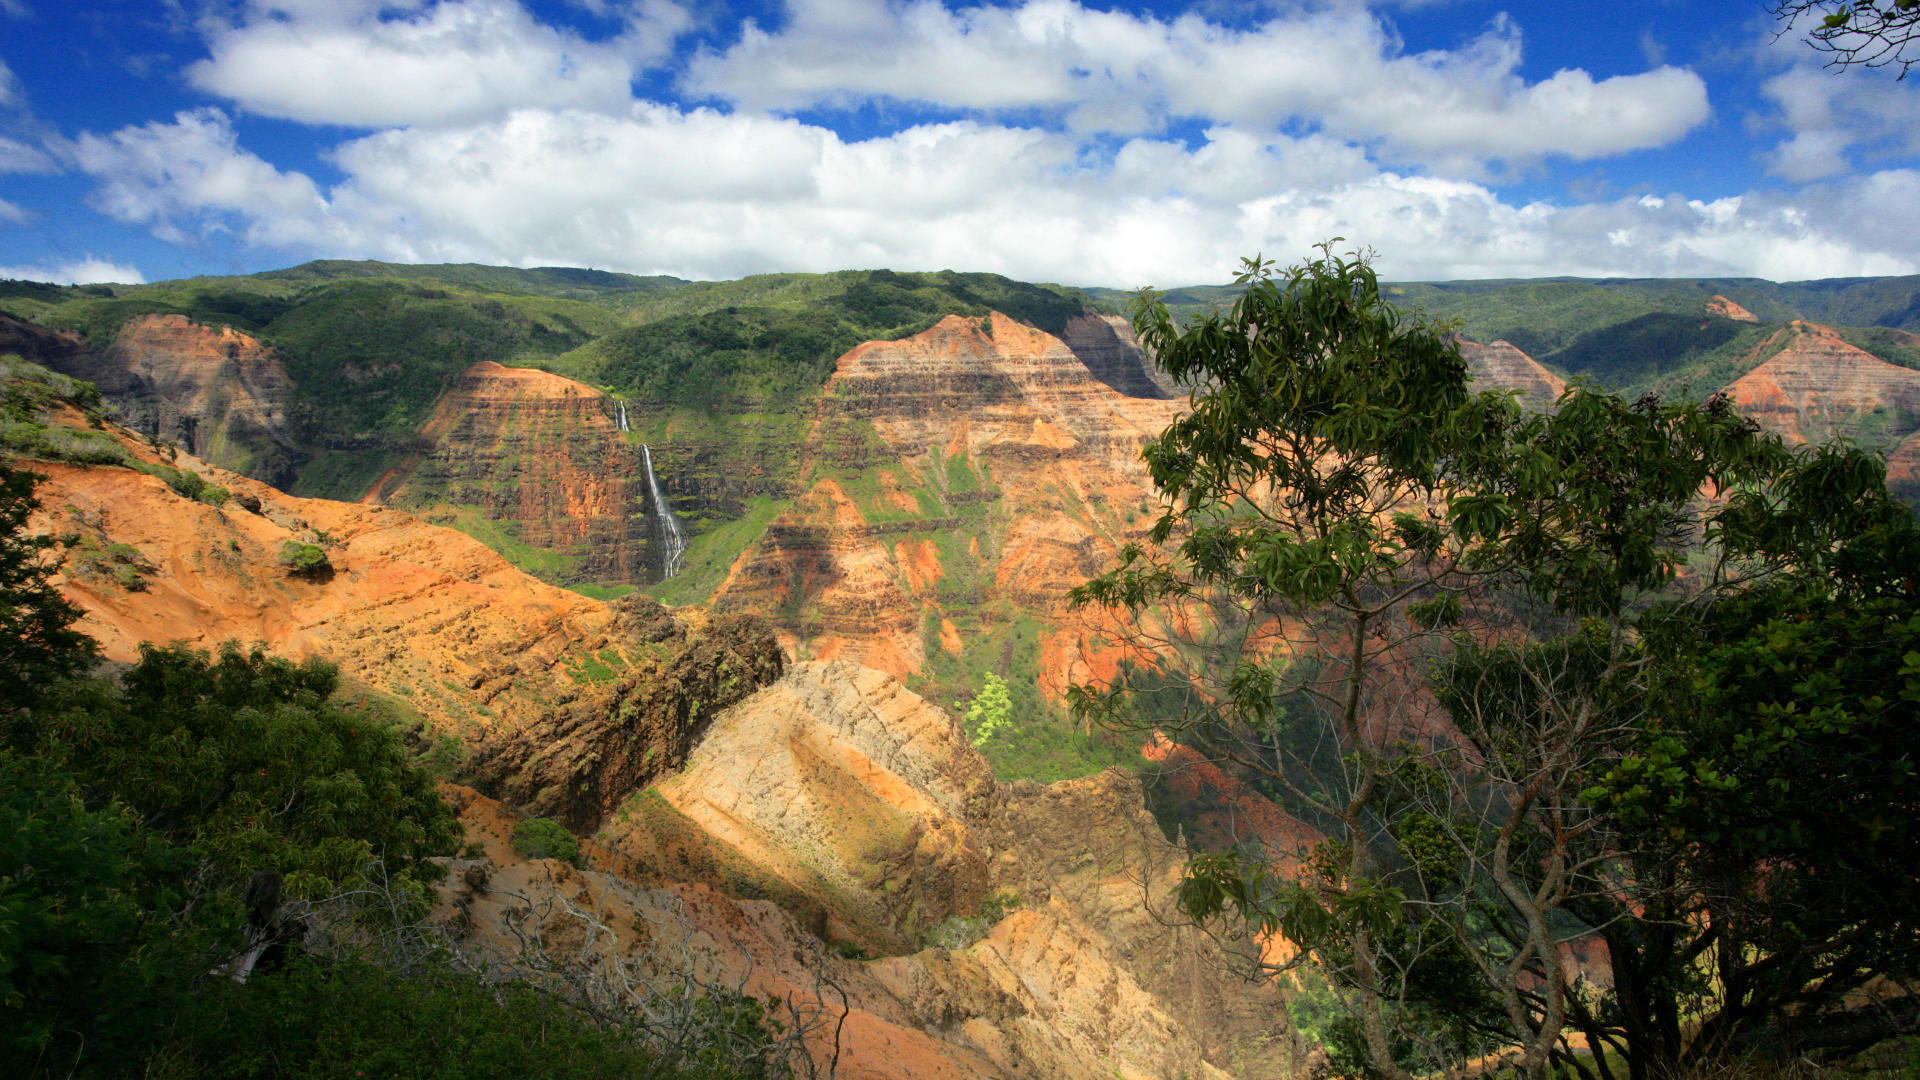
[
  {"x1": 966, "y1": 672, "x2": 1014, "y2": 746},
  {"x1": 1772, "y1": 1, "x2": 1920, "y2": 77},
  {"x1": 2, "y1": 643, "x2": 461, "y2": 1070},
  {"x1": 1072, "y1": 245, "x2": 1917, "y2": 1080},
  {"x1": 0, "y1": 465, "x2": 97, "y2": 709}
]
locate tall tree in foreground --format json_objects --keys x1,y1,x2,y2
[{"x1": 1072, "y1": 245, "x2": 1920, "y2": 1080}]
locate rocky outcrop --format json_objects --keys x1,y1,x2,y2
[
  {"x1": 712, "y1": 312, "x2": 1183, "y2": 695},
  {"x1": 1458, "y1": 338, "x2": 1566, "y2": 412},
  {"x1": 13, "y1": 407, "x2": 762, "y2": 817},
  {"x1": 370, "y1": 360, "x2": 661, "y2": 584},
  {"x1": 1726, "y1": 321, "x2": 1920, "y2": 447},
  {"x1": 6, "y1": 313, "x2": 305, "y2": 485},
  {"x1": 601, "y1": 661, "x2": 996, "y2": 952},
  {"x1": 542, "y1": 662, "x2": 1301, "y2": 1079},
  {"x1": 1708, "y1": 295, "x2": 1759, "y2": 322},
  {"x1": 1059, "y1": 313, "x2": 1178, "y2": 399},
  {"x1": 465, "y1": 601, "x2": 785, "y2": 832}
]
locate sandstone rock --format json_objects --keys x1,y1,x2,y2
[
  {"x1": 1726, "y1": 321, "x2": 1920, "y2": 445},
  {"x1": 1457, "y1": 338, "x2": 1566, "y2": 412},
  {"x1": 712, "y1": 312, "x2": 1183, "y2": 694},
  {"x1": 1059, "y1": 313, "x2": 1178, "y2": 399},
  {"x1": 7, "y1": 312, "x2": 304, "y2": 485},
  {"x1": 454, "y1": 662, "x2": 1302, "y2": 1080}
]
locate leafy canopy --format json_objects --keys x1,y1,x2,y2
[{"x1": 1074, "y1": 244, "x2": 1919, "y2": 1080}]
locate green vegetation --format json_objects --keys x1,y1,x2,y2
[
  {"x1": 63, "y1": 534, "x2": 154, "y2": 590},
  {"x1": 0, "y1": 355, "x2": 129, "y2": 467},
  {"x1": 277, "y1": 540, "x2": 332, "y2": 578},
  {"x1": 965, "y1": 672, "x2": 1014, "y2": 745},
  {"x1": 0, "y1": 466, "x2": 804, "y2": 1078},
  {"x1": 0, "y1": 465, "x2": 98, "y2": 708},
  {"x1": 139, "y1": 955, "x2": 689, "y2": 1080},
  {"x1": 510, "y1": 817, "x2": 583, "y2": 865},
  {"x1": 1076, "y1": 247, "x2": 1920, "y2": 1080}
]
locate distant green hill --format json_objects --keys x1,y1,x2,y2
[{"x1": 9, "y1": 258, "x2": 1919, "y2": 590}]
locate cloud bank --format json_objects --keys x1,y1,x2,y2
[{"x1": 41, "y1": 0, "x2": 1920, "y2": 284}]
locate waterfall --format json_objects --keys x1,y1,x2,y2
[
  {"x1": 641, "y1": 444, "x2": 686, "y2": 578},
  {"x1": 616, "y1": 399, "x2": 629, "y2": 432}
]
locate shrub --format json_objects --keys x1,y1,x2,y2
[
  {"x1": 510, "y1": 817, "x2": 581, "y2": 865},
  {"x1": 277, "y1": 540, "x2": 331, "y2": 578}
]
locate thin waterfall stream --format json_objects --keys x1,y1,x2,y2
[{"x1": 640, "y1": 443, "x2": 686, "y2": 578}]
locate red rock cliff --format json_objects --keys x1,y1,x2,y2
[{"x1": 368, "y1": 360, "x2": 657, "y2": 585}]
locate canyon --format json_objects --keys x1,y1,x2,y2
[{"x1": 8, "y1": 262, "x2": 1920, "y2": 1078}]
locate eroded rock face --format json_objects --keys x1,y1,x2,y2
[
  {"x1": 476, "y1": 662, "x2": 1300, "y2": 1080},
  {"x1": 17, "y1": 413, "x2": 771, "y2": 830},
  {"x1": 712, "y1": 312, "x2": 1185, "y2": 697},
  {"x1": 602, "y1": 660, "x2": 996, "y2": 951},
  {"x1": 1457, "y1": 338, "x2": 1566, "y2": 412},
  {"x1": 369, "y1": 360, "x2": 658, "y2": 584},
  {"x1": 1727, "y1": 321, "x2": 1920, "y2": 446},
  {"x1": 465, "y1": 601, "x2": 785, "y2": 833},
  {"x1": 9, "y1": 313, "x2": 304, "y2": 485},
  {"x1": 1059, "y1": 313, "x2": 1178, "y2": 399}
]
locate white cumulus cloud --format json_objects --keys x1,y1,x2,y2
[
  {"x1": 0, "y1": 257, "x2": 147, "y2": 285},
  {"x1": 685, "y1": 1, "x2": 1710, "y2": 174},
  {"x1": 188, "y1": 0, "x2": 689, "y2": 128},
  {"x1": 1759, "y1": 62, "x2": 1920, "y2": 182},
  {"x1": 63, "y1": 104, "x2": 1917, "y2": 286}
]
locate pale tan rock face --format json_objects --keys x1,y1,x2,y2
[
  {"x1": 711, "y1": 312, "x2": 1183, "y2": 697},
  {"x1": 469, "y1": 662, "x2": 1300, "y2": 1080},
  {"x1": 604, "y1": 660, "x2": 996, "y2": 951},
  {"x1": 1457, "y1": 338, "x2": 1566, "y2": 412},
  {"x1": 1727, "y1": 321, "x2": 1920, "y2": 444}
]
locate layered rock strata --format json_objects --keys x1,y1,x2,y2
[
  {"x1": 712, "y1": 312, "x2": 1183, "y2": 694},
  {"x1": 6, "y1": 313, "x2": 304, "y2": 485},
  {"x1": 473, "y1": 661, "x2": 1302, "y2": 1080},
  {"x1": 16, "y1": 409, "x2": 775, "y2": 827},
  {"x1": 1457, "y1": 338, "x2": 1566, "y2": 412},
  {"x1": 1727, "y1": 321, "x2": 1920, "y2": 445},
  {"x1": 370, "y1": 360, "x2": 658, "y2": 584}
]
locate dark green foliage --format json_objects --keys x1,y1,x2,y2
[
  {"x1": 1539, "y1": 312, "x2": 1751, "y2": 386},
  {"x1": 17, "y1": 643, "x2": 460, "y2": 902},
  {"x1": 510, "y1": 817, "x2": 583, "y2": 865},
  {"x1": 265, "y1": 281, "x2": 601, "y2": 496},
  {"x1": 582, "y1": 269, "x2": 1094, "y2": 416},
  {"x1": 0, "y1": 639, "x2": 460, "y2": 1071},
  {"x1": 1076, "y1": 246, "x2": 1920, "y2": 1080},
  {"x1": 133, "y1": 462, "x2": 228, "y2": 504},
  {"x1": 255, "y1": 259, "x2": 686, "y2": 300},
  {"x1": 136, "y1": 956, "x2": 698, "y2": 1080},
  {"x1": 277, "y1": 539, "x2": 331, "y2": 577},
  {"x1": 0, "y1": 466, "x2": 97, "y2": 708},
  {"x1": 0, "y1": 355, "x2": 131, "y2": 466},
  {"x1": 0, "y1": 751, "x2": 164, "y2": 1057}
]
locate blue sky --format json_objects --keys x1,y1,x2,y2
[{"x1": 2, "y1": 0, "x2": 1917, "y2": 287}]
